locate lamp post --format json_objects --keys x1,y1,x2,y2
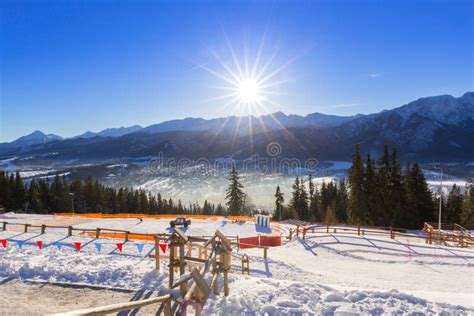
[
  {"x1": 69, "y1": 193, "x2": 75, "y2": 214},
  {"x1": 434, "y1": 166, "x2": 443, "y2": 241}
]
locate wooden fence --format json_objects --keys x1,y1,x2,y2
[{"x1": 295, "y1": 222, "x2": 474, "y2": 248}]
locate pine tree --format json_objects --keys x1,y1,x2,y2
[
  {"x1": 461, "y1": 184, "x2": 474, "y2": 226},
  {"x1": 348, "y1": 144, "x2": 366, "y2": 224},
  {"x1": 27, "y1": 180, "x2": 43, "y2": 213},
  {"x1": 335, "y1": 179, "x2": 348, "y2": 223},
  {"x1": 290, "y1": 177, "x2": 301, "y2": 219},
  {"x1": 225, "y1": 167, "x2": 246, "y2": 216},
  {"x1": 403, "y1": 164, "x2": 434, "y2": 228},
  {"x1": 12, "y1": 171, "x2": 26, "y2": 211},
  {"x1": 390, "y1": 148, "x2": 404, "y2": 226},
  {"x1": 274, "y1": 185, "x2": 284, "y2": 221},
  {"x1": 298, "y1": 178, "x2": 309, "y2": 220},
  {"x1": 364, "y1": 153, "x2": 378, "y2": 224},
  {"x1": 446, "y1": 184, "x2": 463, "y2": 223},
  {"x1": 376, "y1": 145, "x2": 392, "y2": 226}
]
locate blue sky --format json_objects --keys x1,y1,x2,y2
[{"x1": 1, "y1": 0, "x2": 472, "y2": 142}]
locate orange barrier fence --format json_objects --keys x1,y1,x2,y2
[
  {"x1": 54, "y1": 213, "x2": 255, "y2": 222},
  {"x1": 239, "y1": 236, "x2": 281, "y2": 249},
  {"x1": 81, "y1": 231, "x2": 157, "y2": 241}
]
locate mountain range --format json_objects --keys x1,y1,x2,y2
[{"x1": 1, "y1": 92, "x2": 473, "y2": 162}]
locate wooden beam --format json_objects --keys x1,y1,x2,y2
[{"x1": 55, "y1": 294, "x2": 172, "y2": 316}]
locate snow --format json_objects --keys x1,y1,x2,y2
[{"x1": 0, "y1": 214, "x2": 473, "y2": 314}]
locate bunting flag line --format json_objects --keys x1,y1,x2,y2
[
  {"x1": 0, "y1": 239, "x2": 7, "y2": 248},
  {"x1": 74, "y1": 242, "x2": 81, "y2": 252},
  {"x1": 95, "y1": 243, "x2": 102, "y2": 252},
  {"x1": 16, "y1": 240, "x2": 24, "y2": 249},
  {"x1": 159, "y1": 243, "x2": 167, "y2": 254},
  {"x1": 36, "y1": 241, "x2": 43, "y2": 250},
  {"x1": 116, "y1": 243, "x2": 123, "y2": 253},
  {"x1": 136, "y1": 243, "x2": 144, "y2": 254},
  {"x1": 55, "y1": 241, "x2": 62, "y2": 250}
]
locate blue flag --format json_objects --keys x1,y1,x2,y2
[
  {"x1": 54, "y1": 241, "x2": 62, "y2": 250},
  {"x1": 95, "y1": 243, "x2": 102, "y2": 252},
  {"x1": 17, "y1": 240, "x2": 24, "y2": 249},
  {"x1": 136, "y1": 243, "x2": 144, "y2": 254}
]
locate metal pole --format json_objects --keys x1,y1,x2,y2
[
  {"x1": 69, "y1": 193, "x2": 75, "y2": 214},
  {"x1": 435, "y1": 166, "x2": 443, "y2": 244},
  {"x1": 439, "y1": 168, "x2": 443, "y2": 238}
]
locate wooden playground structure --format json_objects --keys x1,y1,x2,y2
[{"x1": 0, "y1": 220, "x2": 264, "y2": 315}]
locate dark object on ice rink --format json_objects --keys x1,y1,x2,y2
[{"x1": 170, "y1": 217, "x2": 191, "y2": 228}]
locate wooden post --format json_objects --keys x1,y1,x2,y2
[
  {"x1": 68, "y1": 226, "x2": 73, "y2": 237},
  {"x1": 390, "y1": 227, "x2": 394, "y2": 239},
  {"x1": 24, "y1": 224, "x2": 28, "y2": 233},
  {"x1": 263, "y1": 247, "x2": 267, "y2": 259},
  {"x1": 95, "y1": 228, "x2": 100, "y2": 239},
  {"x1": 163, "y1": 299, "x2": 172, "y2": 316},
  {"x1": 358, "y1": 224, "x2": 360, "y2": 236},
  {"x1": 362, "y1": 229, "x2": 365, "y2": 236},
  {"x1": 288, "y1": 229, "x2": 293, "y2": 240},
  {"x1": 302, "y1": 228, "x2": 306, "y2": 240},
  {"x1": 41, "y1": 224, "x2": 46, "y2": 234},
  {"x1": 326, "y1": 222, "x2": 329, "y2": 233},
  {"x1": 223, "y1": 255, "x2": 229, "y2": 297},
  {"x1": 169, "y1": 242, "x2": 175, "y2": 288},
  {"x1": 213, "y1": 258, "x2": 219, "y2": 294},
  {"x1": 188, "y1": 243, "x2": 193, "y2": 272},
  {"x1": 2, "y1": 222, "x2": 6, "y2": 231},
  {"x1": 241, "y1": 254, "x2": 249, "y2": 275},
  {"x1": 124, "y1": 231, "x2": 129, "y2": 242},
  {"x1": 296, "y1": 225, "x2": 299, "y2": 237},
  {"x1": 154, "y1": 237, "x2": 160, "y2": 270},
  {"x1": 179, "y1": 241, "x2": 186, "y2": 297}
]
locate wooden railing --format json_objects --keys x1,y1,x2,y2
[{"x1": 296, "y1": 222, "x2": 474, "y2": 248}]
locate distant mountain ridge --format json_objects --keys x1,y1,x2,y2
[
  {"x1": 1, "y1": 92, "x2": 472, "y2": 162},
  {"x1": 73, "y1": 125, "x2": 143, "y2": 139},
  {"x1": 0, "y1": 130, "x2": 62, "y2": 153}
]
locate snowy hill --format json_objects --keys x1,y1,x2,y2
[{"x1": 0, "y1": 214, "x2": 472, "y2": 314}]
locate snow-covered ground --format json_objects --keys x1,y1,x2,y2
[{"x1": 0, "y1": 214, "x2": 473, "y2": 314}]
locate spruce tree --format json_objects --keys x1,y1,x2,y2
[
  {"x1": 390, "y1": 149, "x2": 404, "y2": 226},
  {"x1": 446, "y1": 184, "x2": 463, "y2": 223},
  {"x1": 348, "y1": 144, "x2": 366, "y2": 224},
  {"x1": 335, "y1": 179, "x2": 348, "y2": 223},
  {"x1": 376, "y1": 145, "x2": 392, "y2": 226},
  {"x1": 225, "y1": 167, "x2": 246, "y2": 215},
  {"x1": 461, "y1": 184, "x2": 474, "y2": 226},
  {"x1": 274, "y1": 185, "x2": 284, "y2": 221}
]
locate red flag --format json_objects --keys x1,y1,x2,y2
[
  {"x1": 159, "y1": 243, "x2": 167, "y2": 254},
  {"x1": 116, "y1": 243, "x2": 123, "y2": 252},
  {"x1": 74, "y1": 242, "x2": 81, "y2": 252},
  {"x1": 0, "y1": 239, "x2": 7, "y2": 248},
  {"x1": 36, "y1": 241, "x2": 43, "y2": 249}
]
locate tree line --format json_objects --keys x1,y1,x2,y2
[
  {"x1": 0, "y1": 172, "x2": 226, "y2": 215},
  {"x1": 274, "y1": 145, "x2": 474, "y2": 229},
  {"x1": 1, "y1": 144, "x2": 473, "y2": 229}
]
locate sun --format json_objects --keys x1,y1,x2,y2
[
  {"x1": 195, "y1": 37, "x2": 289, "y2": 117},
  {"x1": 237, "y1": 78, "x2": 264, "y2": 105}
]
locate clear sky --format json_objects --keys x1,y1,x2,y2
[{"x1": 1, "y1": 0, "x2": 473, "y2": 142}]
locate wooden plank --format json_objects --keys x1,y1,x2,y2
[{"x1": 55, "y1": 294, "x2": 172, "y2": 316}]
